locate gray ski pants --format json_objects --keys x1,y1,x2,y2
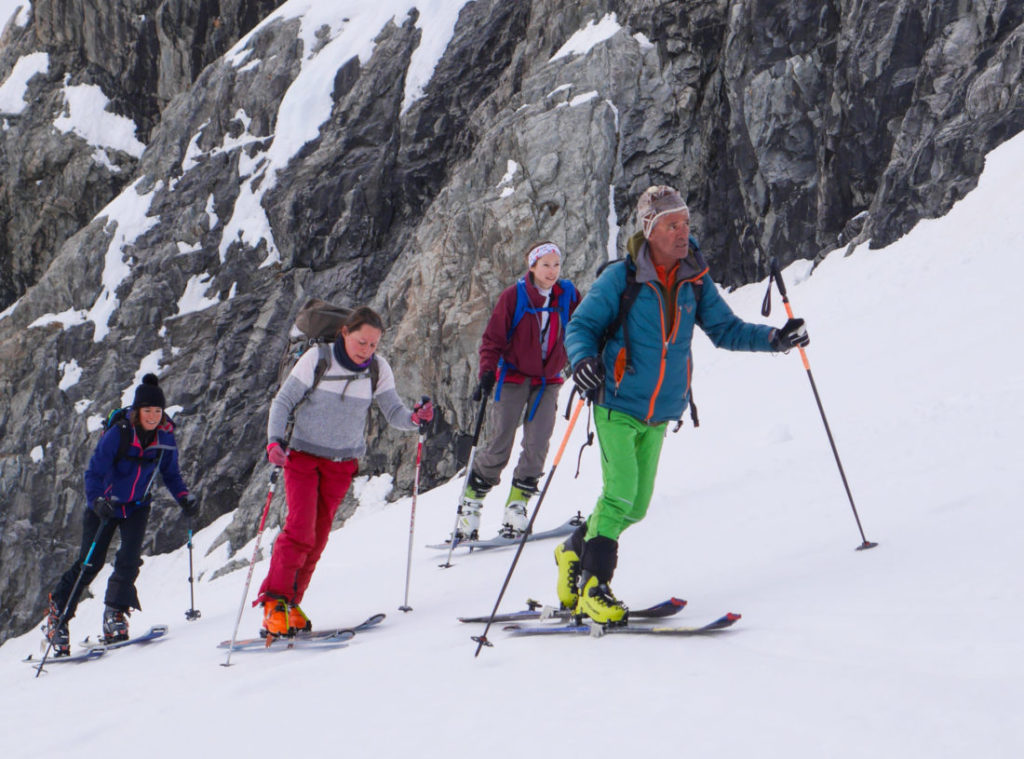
[{"x1": 473, "y1": 380, "x2": 562, "y2": 487}]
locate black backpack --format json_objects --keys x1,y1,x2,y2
[{"x1": 100, "y1": 407, "x2": 135, "y2": 461}]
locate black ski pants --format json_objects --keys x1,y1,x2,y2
[{"x1": 52, "y1": 504, "x2": 151, "y2": 620}]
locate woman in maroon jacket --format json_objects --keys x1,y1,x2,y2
[{"x1": 454, "y1": 242, "x2": 579, "y2": 541}]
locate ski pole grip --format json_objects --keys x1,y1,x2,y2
[
  {"x1": 416, "y1": 396, "x2": 431, "y2": 432},
  {"x1": 565, "y1": 384, "x2": 582, "y2": 419}
]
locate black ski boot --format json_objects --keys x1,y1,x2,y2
[
  {"x1": 102, "y1": 606, "x2": 130, "y2": 643},
  {"x1": 44, "y1": 594, "x2": 70, "y2": 657}
]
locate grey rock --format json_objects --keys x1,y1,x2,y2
[{"x1": 0, "y1": 0, "x2": 286, "y2": 310}]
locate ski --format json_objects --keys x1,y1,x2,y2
[
  {"x1": 218, "y1": 612, "x2": 383, "y2": 651},
  {"x1": 28, "y1": 625, "x2": 168, "y2": 667},
  {"x1": 427, "y1": 515, "x2": 583, "y2": 552},
  {"x1": 503, "y1": 612, "x2": 741, "y2": 637},
  {"x1": 218, "y1": 628, "x2": 355, "y2": 652},
  {"x1": 458, "y1": 597, "x2": 687, "y2": 624},
  {"x1": 24, "y1": 648, "x2": 106, "y2": 666},
  {"x1": 295, "y1": 612, "x2": 386, "y2": 640},
  {"x1": 80, "y1": 625, "x2": 169, "y2": 651}
]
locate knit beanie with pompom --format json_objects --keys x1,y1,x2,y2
[{"x1": 132, "y1": 374, "x2": 166, "y2": 409}]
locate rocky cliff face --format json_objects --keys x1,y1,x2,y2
[
  {"x1": 1, "y1": 0, "x2": 1021, "y2": 642},
  {"x1": 0, "y1": 0, "x2": 285, "y2": 316}
]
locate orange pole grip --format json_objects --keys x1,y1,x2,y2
[{"x1": 782, "y1": 299, "x2": 811, "y2": 371}]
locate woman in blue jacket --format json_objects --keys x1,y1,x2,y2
[{"x1": 44, "y1": 374, "x2": 198, "y2": 654}]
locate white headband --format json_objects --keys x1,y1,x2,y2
[
  {"x1": 642, "y1": 206, "x2": 689, "y2": 238},
  {"x1": 527, "y1": 242, "x2": 562, "y2": 267}
]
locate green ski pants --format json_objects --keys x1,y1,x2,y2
[{"x1": 585, "y1": 407, "x2": 667, "y2": 541}]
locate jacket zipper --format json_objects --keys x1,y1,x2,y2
[
  {"x1": 644, "y1": 283, "x2": 669, "y2": 422},
  {"x1": 643, "y1": 277, "x2": 685, "y2": 423}
]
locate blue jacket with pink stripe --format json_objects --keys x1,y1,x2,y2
[{"x1": 84, "y1": 416, "x2": 190, "y2": 517}]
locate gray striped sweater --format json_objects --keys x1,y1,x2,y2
[{"x1": 268, "y1": 347, "x2": 417, "y2": 461}]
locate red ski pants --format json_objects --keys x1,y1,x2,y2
[{"x1": 258, "y1": 450, "x2": 357, "y2": 604}]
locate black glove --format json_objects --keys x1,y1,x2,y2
[
  {"x1": 478, "y1": 372, "x2": 496, "y2": 395},
  {"x1": 771, "y1": 318, "x2": 810, "y2": 351},
  {"x1": 92, "y1": 497, "x2": 120, "y2": 520},
  {"x1": 572, "y1": 356, "x2": 605, "y2": 393},
  {"x1": 179, "y1": 494, "x2": 200, "y2": 519}
]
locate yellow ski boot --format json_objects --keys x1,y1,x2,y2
[
  {"x1": 554, "y1": 542, "x2": 582, "y2": 609},
  {"x1": 577, "y1": 574, "x2": 627, "y2": 625}
]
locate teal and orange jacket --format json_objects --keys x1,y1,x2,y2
[{"x1": 565, "y1": 233, "x2": 775, "y2": 425}]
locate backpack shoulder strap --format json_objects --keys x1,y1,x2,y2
[
  {"x1": 368, "y1": 355, "x2": 379, "y2": 395},
  {"x1": 601, "y1": 260, "x2": 641, "y2": 353},
  {"x1": 555, "y1": 279, "x2": 577, "y2": 327},
  {"x1": 507, "y1": 278, "x2": 531, "y2": 341},
  {"x1": 685, "y1": 239, "x2": 704, "y2": 430},
  {"x1": 288, "y1": 344, "x2": 332, "y2": 427},
  {"x1": 690, "y1": 237, "x2": 706, "y2": 325},
  {"x1": 307, "y1": 345, "x2": 380, "y2": 398},
  {"x1": 311, "y1": 343, "x2": 332, "y2": 389},
  {"x1": 115, "y1": 418, "x2": 134, "y2": 462},
  {"x1": 103, "y1": 408, "x2": 135, "y2": 463},
  {"x1": 688, "y1": 235, "x2": 705, "y2": 309}
]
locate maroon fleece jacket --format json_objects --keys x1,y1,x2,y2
[{"x1": 478, "y1": 274, "x2": 578, "y2": 385}]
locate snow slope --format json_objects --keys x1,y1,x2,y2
[{"x1": 3, "y1": 131, "x2": 1024, "y2": 759}]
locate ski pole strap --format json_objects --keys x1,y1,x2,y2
[
  {"x1": 762, "y1": 256, "x2": 787, "y2": 316},
  {"x1": 771, "y1": 257, "x2": 788, "y2": 297},
  {"x1": 573, "y1": 403, "x2": 594, "y2": 478}
]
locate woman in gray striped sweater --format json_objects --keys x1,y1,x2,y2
[{"x1": 258, "y1": 306, "x2": 433, "y2": 637}]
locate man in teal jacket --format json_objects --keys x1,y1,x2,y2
[{"x1": 557, "y1": 185, "x2": 809, "y2": 623}]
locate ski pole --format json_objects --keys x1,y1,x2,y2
[
  {"x1": 762, "y1": 257, "x2": 877, "y2": 551},
  {"x1": 399, "y1": 396, "x2": 430, "y2": 612},
  {"x1": 35, "y1": 516, "x2": 110, "y2": 677},
  {"x1": 472, "y1": 396, "x2": 586, "y2": 656},
  {"x1": 440, "y1": 388, "x2": 489, "y2": 568},
  {"x1": 185, "y1": 518, "x2": 201, "y2": 621},
  {"x1": 221, "y1": 467, "x2": 280, "y2": 667}
]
